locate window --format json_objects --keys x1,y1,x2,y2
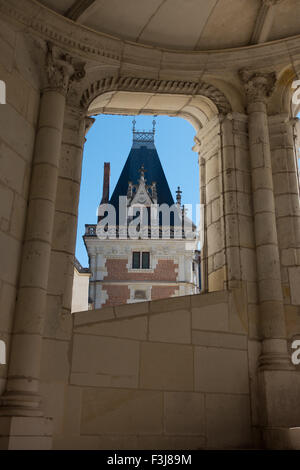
[
  {"x1": 132, "y1": 252, "x2": 150, "y2": 269},
  {"x1": 134, "y1": 290, "x2": 147, "y2": 300},
  {"x1": 132, "y1": 252, "x2": 140, "y2": 269},
  {"x1": 142, "y1": 252, "x2": 150, "y2": 269}
]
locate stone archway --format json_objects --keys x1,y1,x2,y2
[
  {"x1": 80, "y1": 75, "x2": 232, "y2": 117},
  {"x1": 81, "y1": 85, "x2": 232, "y2": 300},
  {"x1": 1, "y1": 0, "x2": 300, "y2": 449}
]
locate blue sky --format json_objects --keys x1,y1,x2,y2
[{"x1": 75, "y1": 114, "x2": 200, "y2": 266}]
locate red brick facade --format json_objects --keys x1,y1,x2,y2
[
  {"x1": 101, "y1": 258, "x2": 179, "y2": 307},
  {"x1": 102, "y1": 284, "x2": 130, "y2": 307},
  {"x1": 104, "y1": 259, "x2": 178, "y2": 282},
  {"x1": 151, "y1": 286, "x2": 178, "y2": 300}
]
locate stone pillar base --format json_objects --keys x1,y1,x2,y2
[
  {"x1": 289, "y1": 428, "x2": 300, "y2": 449},
  {"x1": 258, "y1": 369, "x2": 300, "y2": 448},
  {"x1": 263, "y1": 427, "x2": 300, "y2": 450},
  {"x1": 0, "y1": 417, "x2": 52, "y2": 450}
]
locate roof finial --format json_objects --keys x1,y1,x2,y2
[
  {"x1": 176, "y1": 186, "x2": 182, "y2": 206},
  {"x1": 152, "y1": 117, "x2": 157, "y2": 134},
  {"x1": 139, "y1": 164, "x2": 147, "y2": 183}
]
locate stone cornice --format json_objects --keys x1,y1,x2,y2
[
  {"x1": 2, "y1": 0, "x2": 300, "y2": 75},
  {"x1": 0, "y1": 0, "x2": 122, "y2": 63},
  {"x1": 80, "y1": 76, "x2": 232, "y2": 114}
]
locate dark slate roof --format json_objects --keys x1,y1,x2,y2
[{"x1": 109, "y1": 142, "x2": 174, "y2": 209}]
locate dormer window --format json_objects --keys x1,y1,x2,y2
[{"x1": 132, "y1": 252, "x2": 150, "y2": 269}]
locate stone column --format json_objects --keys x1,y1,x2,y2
[
  {"x1": 193, "y1": 133, "x2": 208, "y2": 292},
  {"x1": 269, "y1": 115, "x2": 300, "y2": 317},
  {"x1": 195, "y1": 113, "x2": 257, "y2": 297},
  {"x1": 45, "y1": 107, "x2": 94, "y2": 339},
  {"x1": 38, "y1": 101, "x2": 92, "y2": 439},
  {"x1": 0, "y1": 45, "x2": 84, "y2": 419},
  {"x1": 239, "y1": 70, "x2": 300, "y2": 448},
  {"x1": 222, "y1": 114, "x2": 250, "y2": 285},
  {"x1": 240, "y1": 69, "x2": 290, "y2": 369},
  {"x1": 199, "y1": 153, "x2": 208, "y2": 292},
  {"x1": 195, "y1": 117, "x2": 227, "y2": 292}
]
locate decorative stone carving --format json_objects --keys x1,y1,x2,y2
[
  {"x1": 45, "y1": 42, "x2": 86, "y2": 96},
  {"x1": 80, "y1": 76, "x2": 232, "y2": 114},
  {"x1": 0, "y1": 0, "x2": 122, "y2": 63},
  {"x1": 128, "y1": 165, "x2": 156, "y2": 207},
  {"x1": 85, "y1": 116, "x2": 96, "y2": 137},
  {"x1": 239, "y1": 69, "x2": 277, "y2": 103}
]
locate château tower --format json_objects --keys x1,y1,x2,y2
[{"x1": 84, "y1": 122, "x2": 200, "y2": 308}]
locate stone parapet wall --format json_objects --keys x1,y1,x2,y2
[{"x1": 40, "y1": 290, "x2": 254, "y2": 450}]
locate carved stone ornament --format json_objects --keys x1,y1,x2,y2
[
  {"x1": 239, "y1": 68, "x2": 277, "y2": 103},
  {"x1": 80, "y1": 76, "x2": 232, "y2": 114},
  {"x1": 45, "y1": 42, "x2": 86, "y2": 96}
]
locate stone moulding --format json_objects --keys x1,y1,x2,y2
[
  {"x1": 80, "y1": 76, "x2": 232, "y2": 114},
  {"x1": 0, "y1": 0, "x2": 122, "y2": 63},
  {"x1": 2, "y1": 0, "x2": 300, "y2": 74}
]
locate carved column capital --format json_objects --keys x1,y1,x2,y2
[
  {"x1": 85, "y1": 116, "x2": 95, "y2": 134},
  {"x1": 84, "y1": 116, "x2": 96, "y2": 142},
  {"x1": 218, "y1": 112, "x2": 234, "y2": 123},
  {"x1": 289, "y1": 116, "x2": 300, "y2": 143},
  {"x1": 44, "y1": 43, "x2": 86, "y2": 96},
  {"x1": 239, "y1": 69, "x2": 277, "y2": 104},
  {"x1": 288, "y1": 116, "x2": 299, "y2": 127}
]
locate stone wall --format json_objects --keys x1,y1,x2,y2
[
  {"x1": 40, "y1": 290, "x2": 253, "y2": 450},
  {"x1": 0, "y1": 21, "x2": 40, "y2": 394}
]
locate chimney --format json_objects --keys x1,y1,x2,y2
[{"x1": 101, "y1": 162, "x2": 110, "y2": 204}]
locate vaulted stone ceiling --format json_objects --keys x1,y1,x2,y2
[{"x1": 37, "y1": 0, "x2": 300, "y2": 51}]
